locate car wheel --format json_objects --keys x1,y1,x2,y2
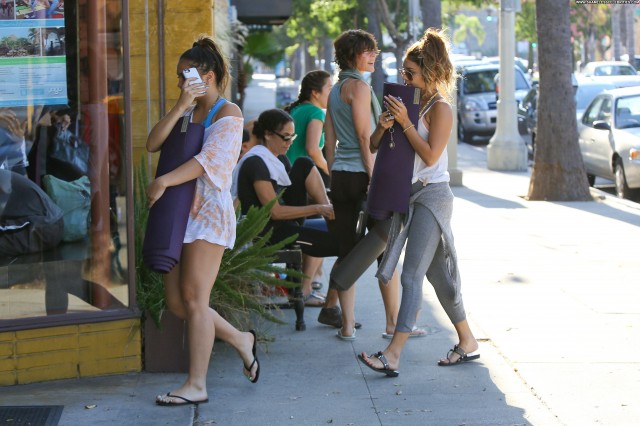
[
  {"x1": 614, "y1": 158, "x2": 638, "y2": 200},
  {"x1": 457, "y1": 119, "x2": 474, "y2": 144},
  {"x1": 586, "y1": 174, "x2": 595, "y2": 187}
]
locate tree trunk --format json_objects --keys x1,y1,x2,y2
[
  {"x1": 322, "y1": 37, "x2": 333, "y2": 73},
  {"x1": 612, "y1": 5, "x2": 622, "y2": 61},
  {"x1": 528, "y1": 0, "x2": 591, "y2": 201},
  {"x1": 421, "y1": 0, "x2": 442, "y2": 31},
  {"x1": 367, "y1": 0, "x2": 384, "y2": 96},
  {"x1": 626, "y1": 5, "x2": 635, "y2": 66}
]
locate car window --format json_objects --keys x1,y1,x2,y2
[
  {"x1": 463, "y1": 70, "x2": 498, "y2": 94},
  {"x1": 615, "y1": 95, "x2": 640, "y2": 129},
  {"x1": 515, "y1": 71, "x2": 529, "y2": 90},
  {"x1": 597, "y1": 97, "x2": 612, "y2": 122},
  {"x1": 594, "y1": 65, "x2": 637, "y2": 76},
  {"x1": 582, "y1": 96, "x2": 605, "y2": 126},
  {"x1": 576, "y1": 84, "x2": 614, "y2": 110}
]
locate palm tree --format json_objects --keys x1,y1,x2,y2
[{"x1": 527, "y1": 0, "x2": 591, "y2": 201}]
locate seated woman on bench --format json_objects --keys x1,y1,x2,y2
[{"x1": 232, "y1": 108, "x2": 338, "y2": 306}]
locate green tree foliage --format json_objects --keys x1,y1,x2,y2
[
  {"x1": 244, "y1": 31, "x2": 286, "y2": 68},
  {"x1": 452, "y1": 14, "x2": 486, "y2": 47}
]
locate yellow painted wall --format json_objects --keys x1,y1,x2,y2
[
  {"x1": 1, "y1": 0, "x2": 229, "y2": 387},
  {"x1": 0, "y1": 320, "x2": 141, "y2": 386},
  {"x1": 129, "y1": 0, "x2": 221, "y2": 168}
]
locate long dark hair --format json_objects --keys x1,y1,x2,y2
[
  {"x1": 283, "y1": 70, "x2": 331, "y2": 113},
  {"x1": 253, "y1": 109, "x2": 293, "y2": 143},
  {"x1": 180, "y1": 35, "x2": 230, "y2": 91},
  {"x1": 334, "y1": 29, "x2": 378, "y2": 71}
]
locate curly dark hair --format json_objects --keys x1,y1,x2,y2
[
  {"x1": 333, "y1": 29, "x2": 378, "y2": 71},
  {"x1": 180, "y1": 34, "x2": 230, "y2": 91}
]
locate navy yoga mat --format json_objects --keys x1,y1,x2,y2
[{"x1": 142, "y1": 117, "x2": 204, "y2": 273}]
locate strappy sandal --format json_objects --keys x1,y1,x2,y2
[
  {"x1": 357, "y1": 351, "x2": 399, "y2": 377},
  {"x1": 437, "y1": 344, "x2": 480, "y2": 367}
]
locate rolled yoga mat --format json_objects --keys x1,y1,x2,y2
[
  {"x1": 367, "y1": 83, "x2": 419, "y2": 220},
  {"x1": 142, "y1": 117, "x2": 204, "y2": 273}
]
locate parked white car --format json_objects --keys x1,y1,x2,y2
[
  {"x1": 581, "y1": 61, "x2": 637, "y2": 77},
  {"x1": 578, "y1": 86, "x2": 640, "y2": 200}
]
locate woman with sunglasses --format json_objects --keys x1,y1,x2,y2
[
  {"x1": 322, "y1": 29, "x2": 401, "y2": 339},
  {"x1": 357, "y1": 28, "x2": 479, "y2": 377},
  {"x1": 233, "y1": 108, "x2": 338, "y2": 305}
]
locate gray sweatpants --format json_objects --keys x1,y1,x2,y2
[{"x1": 396, "y1": 201, "x2": 466, "y2": 333}]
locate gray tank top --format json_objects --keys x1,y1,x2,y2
[{"x1": 329, "y1": 76, "x2": 378, "y2": 173}]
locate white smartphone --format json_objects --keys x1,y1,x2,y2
[{"x1": 182, "y1": 67, "x2": 203, "y2": 85}]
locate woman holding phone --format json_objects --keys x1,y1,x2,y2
[{"x1": 146, "y1": 35, "x2": 259, "y2": 407}]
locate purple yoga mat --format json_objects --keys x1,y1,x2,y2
[
  {"x1": 142, "y1": 116, "x2": 204, "y2": 273},
  {"x1": 367, "y1": 83, "x2": 421, "y2": 220}
]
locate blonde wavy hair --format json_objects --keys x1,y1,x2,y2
[{"x1": 404, "y1": 28, "x2": 457, "y2": 102}]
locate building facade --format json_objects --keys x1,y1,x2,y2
[{"x1": 0, "y1": 0, "x2": 229, "y2": 385}]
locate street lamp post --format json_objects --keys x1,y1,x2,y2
[{"x1": 486, "y1": 0, "x2": 528, "y2": 171}]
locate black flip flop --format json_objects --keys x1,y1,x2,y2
[
  {"x1": 437, "y1": 344, "x2": 480, "y2": 367},
  {"x1": 156, "y1": 393, "x2": 209, "y2": 406},
  {"x1": 357, "y1": 351, "x2": 399, "y2": 377},
  {"x1": 244, "y1": 329, "x2": 260, "y2": 383}
]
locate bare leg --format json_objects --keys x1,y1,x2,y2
[
  {"x1": 359, "y1": 331, "x2": 409, "y2": 371},
  {"x1": 379, "y1": 270, "x2": 399, "y2": 335},
  {"x1": 302, "y1": 254, "x2": 323, "y2": 297},
  {"x1": 338, "y1": 285, "x2": 356, "y2": 337},
  {"x1": 438, "y1": 320, "x2": 478, "y2": 365},
  {"x1": 157, "y1": 241, "x2": 257, "y2": 405}
]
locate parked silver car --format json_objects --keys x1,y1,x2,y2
[
  {"x1": 578, "y1": 86, "x2": 640, "y2": 200},
  {"x1": 457, "y1": 63, "x2": 531, "y2": 143}
]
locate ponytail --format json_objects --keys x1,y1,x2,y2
[
  {"x1": 180, "y1": 34, "x2": 230, "y2": 91},
  {"x1": 284, "y1": 70, "x2": 331, "y2": 113}
]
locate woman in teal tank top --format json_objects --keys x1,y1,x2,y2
[{"x1": 284, "y1": 70, "x2": 332, "y2": 184}]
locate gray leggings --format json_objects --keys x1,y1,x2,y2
[{"x1": 396, "y1": 203, "x2": 466, "y2": 332}]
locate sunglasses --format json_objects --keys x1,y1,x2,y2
[
  {"x1": 399, "y1": 68, "x2": 415, "y2": 81},
  {"x1": 273, "y1": 130, "x2": 297, "y2": 142},
  {"x1": 363, "y1": 49, "x2": 381, "y2": 56}
]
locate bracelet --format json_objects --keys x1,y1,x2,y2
[{"x1": 402, "y1": 124, "x2": 415, "y2": 133}]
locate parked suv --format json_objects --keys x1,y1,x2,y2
[{"x1": 457, "y1": 64, "x2": 531, "y2": 143}]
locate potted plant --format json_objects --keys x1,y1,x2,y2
[{"x1": 134, "y1": 161, "x2": 301, "y2": 372}]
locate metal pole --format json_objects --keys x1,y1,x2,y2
[{"x1": 486, "y1": 0, "x2": 527, "y2": 171}]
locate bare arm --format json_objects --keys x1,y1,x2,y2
[
  {"x1": 369, "y1": 110, "x2": 393, "y2": 153},
  {"x1": 146, "y1": 158, "x2": 203, "y2": 208},
  {"x1": 383, "y1": 95, "x2": 452, "y2": 166},
  {"x1": 253, "y1": 180, "x2": 334, "y2": 221},
  {"x1": 350, "y1": 81, "x2": 375, "y2": 177},
  {"x1": 305, "y1": 119, "x2": 329, "y2": 176},
  {"x1": 323, "y1": 110, "x2": 337, "y2": 171},
  {"x1": 146, "y1": 77, "x2": 207, "y2": 152}
]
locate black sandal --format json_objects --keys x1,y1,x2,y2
[
  {"x1": 437, "y1": 344, "x2": 480, "y2": 367},
  {"x1": 243, "y1": 330, "x2": 260, "y2": 383},
  {"x1": 357, "y1": 351, "x2": 399, "y2": 377}
]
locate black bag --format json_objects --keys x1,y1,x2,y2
[{"x1": 48, "y1": 129, "x2": 90, "y2": 181}]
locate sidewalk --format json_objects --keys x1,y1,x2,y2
[{"x1": 1, "y1": 75, "x2": 639, "y2": 426}]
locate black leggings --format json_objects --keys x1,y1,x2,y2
[{"x1": 269, "y1": 157, "x2": 338, "y2": 258}]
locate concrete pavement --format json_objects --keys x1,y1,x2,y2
[{"x1": 1, "y1": 74, "x2": 639, "y2": 426}]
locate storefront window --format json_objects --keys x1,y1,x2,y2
[{"x1": 0, "y1": 0, "x2": 131, "y2": 325}]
